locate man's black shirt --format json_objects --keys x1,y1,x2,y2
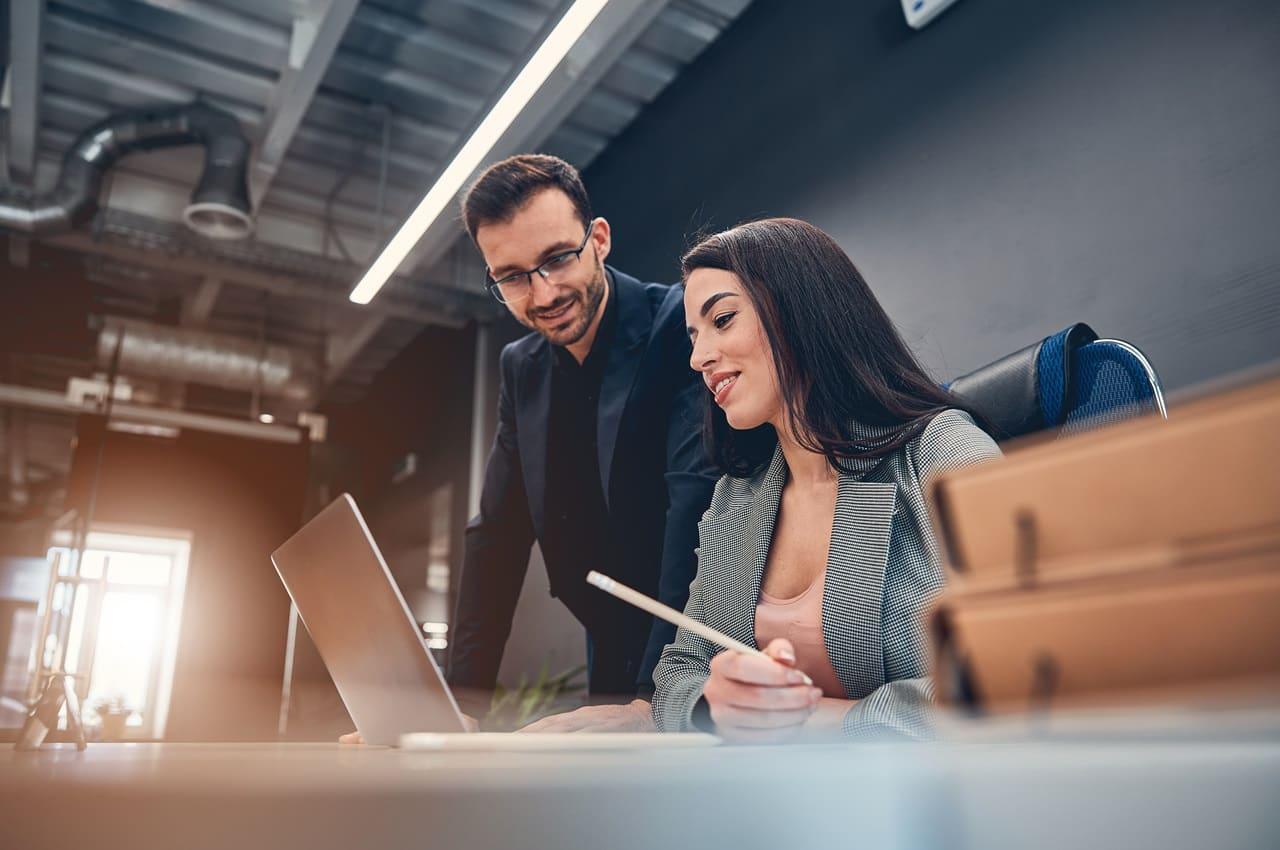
[
  {"x1": 541, "y1": 277, "x2": 649, "y2": 694},
  {"x1": 541, "y1": 272, "x2": 616, "y2": 585}
]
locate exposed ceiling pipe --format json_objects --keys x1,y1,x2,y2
[
  {"x1": 96, "y1": 318, "x2": 319, "y2": 404},
  {"x1": 0, "y1": 101, "x2": 254, "y2": 240}
]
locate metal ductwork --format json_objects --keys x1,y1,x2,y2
[
  {"x1": 97, "y1": 318, "x2": 318, "y2": 403},
  {"x1": 0, "y1": 102, "x2": 254, "y2": 240}
]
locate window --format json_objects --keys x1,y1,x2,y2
[{"x1": 46, "y1": 529, "x2": 190, "y2": 739}]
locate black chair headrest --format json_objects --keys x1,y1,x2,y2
[{"x1": 948, "y1": 323, "x2": 1097, "y2": 440}]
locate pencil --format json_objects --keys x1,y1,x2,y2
[{"x1": 586, "y1": 571, "x2": 813, "y2": 686}]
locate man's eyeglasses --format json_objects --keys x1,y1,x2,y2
[{"x1": 484, "y1": 221, "x2": 596, "y2": 304}]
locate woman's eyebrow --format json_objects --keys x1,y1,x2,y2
[{"x1": 699, "y1": 291, "x2": 738, "y2": 317}]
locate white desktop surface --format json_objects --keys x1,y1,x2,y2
[{"x1": 3, "y1": 727, "x2": 1279, "y2": 850}]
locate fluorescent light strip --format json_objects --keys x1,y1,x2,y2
[{"x1": 348, "y1": 0, "x2": 613, "y2": 305}]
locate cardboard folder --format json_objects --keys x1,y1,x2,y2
[{"x1": 928, "y1": 376, "x2": 1280, "y2": 712}]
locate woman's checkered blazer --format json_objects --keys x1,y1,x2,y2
[{"x1": 651, "y1": 409, "x2": 1001, "y2": 738}]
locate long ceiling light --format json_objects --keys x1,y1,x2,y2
[{"x1": 348, "y1": 0, "x2": 613, "y2": 305}]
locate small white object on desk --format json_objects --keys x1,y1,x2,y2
[{"x1": 400, "y1": 732, "x2": 719, "y2": 751}]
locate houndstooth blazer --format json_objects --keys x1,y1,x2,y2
[{"x1": 651, "y1": 409, "x2": 1001, "y2": 738}]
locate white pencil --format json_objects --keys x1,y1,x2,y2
[{"x1": 586, "y1": 570, "x2": 813, "y2": 686}]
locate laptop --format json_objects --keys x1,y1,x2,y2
[
  {"x1": 271, "y1": 494, "x2": 718, "y2": 750},
  {"x1": 271, "y1": 494, "x2": 468, "y2": 745}
]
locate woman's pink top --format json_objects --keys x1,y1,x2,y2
[{"x1": 754, "y1": 568, "x2": 845, "y2": 697}]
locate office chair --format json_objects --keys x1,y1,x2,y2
[{"x1": 947, "y1": 323, "x2": 1167, "y2": 441}]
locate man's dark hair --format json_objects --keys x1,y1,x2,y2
[
  {"x1": 461, "y1": 154, "x2": 593, "y2": 240},
  {"x1": 682, "y1": 217, "x2": 993, "y2": 478}
]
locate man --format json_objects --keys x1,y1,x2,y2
[{"x1": 448, "y1": 154, "x2": 717, "y2": 730}]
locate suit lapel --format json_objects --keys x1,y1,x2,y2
[
  {"x1": 822, "y1": 476, "x2": 898, "y2": 698},
  {"x1": 745, "y1": 448, "x2": 788, "y2": 645},
  {"x1": 596, "y1": 270, "x2": 651, "y2": 508},
  {"x1": 516, "y1": 342, "x2": 553, "y2": 538},
  {"x1": 694, "y1": 447, "x2": 786, "y2": 645}
]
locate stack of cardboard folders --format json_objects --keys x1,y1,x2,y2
[{"x1": 928, "y1": 376, "x2": 1280, "y2": 713}]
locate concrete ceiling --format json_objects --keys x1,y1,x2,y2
[{"x1": 0, "y1": 0, "x2": 753, "y2": 518}]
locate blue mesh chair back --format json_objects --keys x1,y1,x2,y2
[
  {"x1": 949, "y1": 323, "x2": 1166, "y2": 441},
  {"x1": 1059, "y1": 337, "x2": 1166, "y2": 434}
]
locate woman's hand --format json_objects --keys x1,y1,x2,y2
[{"x1": 702, "y1": 638, "x2": 822, "y2": 743}]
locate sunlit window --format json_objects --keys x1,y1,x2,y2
[{"x1": 46, "y1": 530, "x2": 190, "y2": 739}]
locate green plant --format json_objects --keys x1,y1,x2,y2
[{"x1": 484, "y1": 662, "x2": 587, "y2": 731}]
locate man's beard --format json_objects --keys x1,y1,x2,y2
[{"x1": 524, "y1": 260, "x2": 607, "y2": 347}]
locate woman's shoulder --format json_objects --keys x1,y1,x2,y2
[
  {"x1": 912, "y1": 408, "x2": 1002, "y2": 485},
  {"x1": 919, "y1": 407, "x2": 983, "y2": 442},
  {"x1": 702, "y1": 450, "x2": 788, "y2": 522},
  {"x1": 702, "y1": 471, "x2": 759, "y2": 521}
]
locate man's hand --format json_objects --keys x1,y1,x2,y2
[
  {"x1": 516, "y1": 699, "x2": 654, "y2": 734},
  {"x1": 338, "y1": 713, "x2": 478, "y2": 744},
  {"x1": 702, "y1": 638, "x2": 822, "y2": 744}
]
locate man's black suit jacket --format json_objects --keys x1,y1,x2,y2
[{"x1": 449, "y1": 267, "x2": 718, "y2": 700}]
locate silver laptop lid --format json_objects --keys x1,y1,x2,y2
[{"x1": 271, "y1": 494, "x2": 466, "y2": 744}]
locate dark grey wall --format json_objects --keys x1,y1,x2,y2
[{"x1": 584, "y1": 0, "x2": 1280, "y2": 391}]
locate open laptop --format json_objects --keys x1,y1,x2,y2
[
  {"x1": 271, "y1": 494, "x2": 468, "y2": 745},
  {"x1": 271, "y1": 494, "x2": 718, "y2": 750}
]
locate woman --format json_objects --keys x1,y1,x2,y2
[{"x1": 651, "y1": 218, "x2": 1000, "y2": 741}]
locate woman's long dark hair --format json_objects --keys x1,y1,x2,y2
[{"x1": 682, "y1": 217, "x2": 990, "y2": 478}]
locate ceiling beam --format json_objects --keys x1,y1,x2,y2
[
  {"x1": 5, "y1": 0, "x2": 45, "y2": 187},
  {"x1": 249, "y1": 0, "x2": 361, "y2": 209},
  {"x1": 44, "y1": 230, "x2": 471, "y2": 330},
  {"x1": 0, "y1": 382, "x2": 304, "y2": 444}
]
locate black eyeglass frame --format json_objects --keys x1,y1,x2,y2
[{"x1": 483, "y1": 220, "x2": 597, "y2": 304}]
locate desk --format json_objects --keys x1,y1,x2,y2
[{"x1": 3, "y1": 725, "x2": 1279, "y2": 850}]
